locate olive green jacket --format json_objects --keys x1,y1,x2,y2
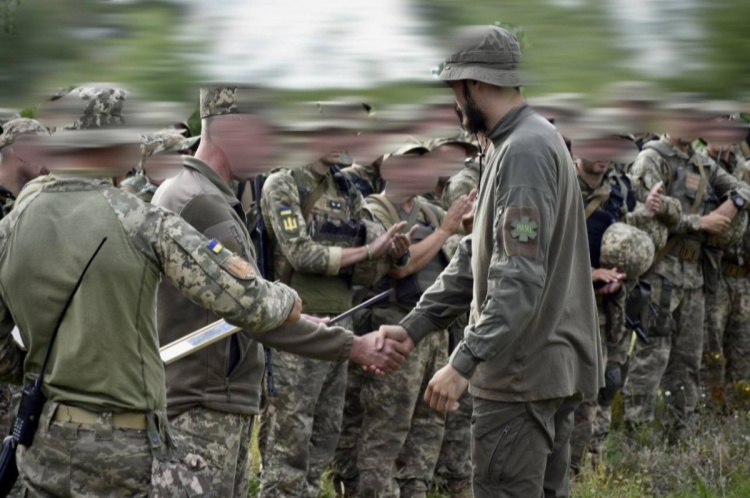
[{"x1": 401, "y1": 104, "x2": 604, "y2": 402}]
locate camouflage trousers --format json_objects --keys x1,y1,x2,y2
[
  {"x1": 259, "y1": 349, "x2": 348, "y2": 498},
  {"x1": 571, "y1": 292, "x2": 630, "y2": 470},
  {"x1": 356, "y1": 330, "x2": 448, "y2": 498},
  {"x1": 331, "y1": 361, "x2": 368, "y2": 496},
  {"x1": 170, "y1": 407, "x2": 253, "y2": 497},
  {"x1": 0, "y1": 384, "x2": 22, "y2": 497},
  {"x1": 703, "y1": 274, "x2": 750, "y2": 408},
  {"x1": 433, "y1": 390, "x2": 472, "y2": 498},
  {"x1": 623, "y1": 276, "x2": 704, "y2": 426},
  {"x1": 17, "y1": 402, "x2": 151, "y2": 497}
]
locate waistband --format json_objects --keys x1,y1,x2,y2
[
  {"x1": 722, "y1": 262, "x2": 750, "y2": 279},
  {"x1": 53, "y1": 403, "x2": 147, "y2": 430},
  {"x1": 669, "y1": 238, "x2": 702, "y2": 263}
]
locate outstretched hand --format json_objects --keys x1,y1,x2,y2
[{"x1": 349, "y1": 330, "x2": 410, "y2": 375}]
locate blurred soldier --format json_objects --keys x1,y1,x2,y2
[
  {"x1": 568, "y1": 120, "x2": 639, "y2": 471},
  {"x1": 0, "y1": 118, "x2": 49, "y2": 218},
  {"x1": 120, "y1": 130, "x2": 198, "y2": 202},
  {"x1": 259, "y1": 108, "x2": 412, "y2": 497},
  {"x1": 153, "y1": 87, "x2": 406, "y2": 497},
  {"x1": 0, "y1": 117, "x2": 49, "y2": 498},
  {"x1": 700, "y1": 109, "x2": 750, "y2": 409},
  {"x1": 422, "y1": 137, "x2": 476, "y2": 210},
  {"x1": 430, "y1": 137, "x2": 479, "y2": 498},
  {"x1": 379, "y1": 26, "x2": 603, "y2": 497},
  {"x1": 339, "y1": 143, "x2": 472, "y2": 498},
  {"x1": 622, "y1": 97, "x2": 750, "y2": 436}
]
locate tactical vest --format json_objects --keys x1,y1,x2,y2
[
  {"x1": 368, "y1": 195, "x2": 447, "y2": 309},
  {"x1": 643, "y1": 140, "x2": 716, "y2": 242},
  {"x1": 283, "y1": 166, "x2": 366, "y2": 314}
]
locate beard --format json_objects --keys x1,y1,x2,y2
[{"x1": 462, "y1": 91, "x2": 488, "y2": 135}]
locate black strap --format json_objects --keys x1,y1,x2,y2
[{"x1": 35, "y1": 237, "x2": 107, "y2": 388}]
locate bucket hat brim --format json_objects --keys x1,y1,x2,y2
[{"x1": 439, "y1": 63, "x2": 529, "y2": 87}]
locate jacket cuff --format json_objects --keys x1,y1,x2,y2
[
  {"x1": 326, "y1": 246, "x2": 343, "y2": 276},
  {"x1": 399, "y1": 311, "x2": 437, "y2": 344},
  {"x1": 449, "y1": 341, "x2": 480, "y2": 380},
  {"x1": 337, "y1": 331, "x2": 355, "y2": 363}
]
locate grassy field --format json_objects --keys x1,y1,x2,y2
[{"x1": 246, "y1": 395, "x2": 750, "y2": 497}]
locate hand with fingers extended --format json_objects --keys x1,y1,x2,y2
[
  {"x1": 370, "y1": 221, "x2": 408, "y2": 259},
  {"x1": 390, "y1": 225, "x2": 419, "y2": 262},
  {"x1": 349, "y1": 329, "x2": 411, "y2": 375},
  {"x1": 645, "y1": 181, "x2": 664, "y2": 215},
  {"x1": 424, "y1": 364, "x2": 468, "y2": 412}
]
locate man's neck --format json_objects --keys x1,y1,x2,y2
[
  {"x1": 576, "y1": 159, "x2": 604, "y2": 189},
  {"x1": 0, "y1": 160, "x2": 28, "y2": 197},
  {"x1": 195, "y1": 141, "x2": 233, "y2": 184},
  {"x1": 483, "y1": 92, "x2": 526, "y2": 135},
  {"x1": 310, "y1": 160, "x2": 330, "y2": 176}
]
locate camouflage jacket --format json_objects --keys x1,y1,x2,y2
[
  {"x1": 441, "y1": 159, "x2": 480, "y2": 208},
  {"x1": 0, "y1": 177, "x2": 301, "y2": 413},
  {"x1": 630, "y1": 136, "x2": 750, "y2": 288}
]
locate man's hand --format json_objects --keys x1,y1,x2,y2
[
  {"x1": 350, "y1": 331, "x2": 409, "y2": 375},
  {"x1": 424, "y1": 364, "x2": 468, "y2": 412},
  {"x1": 712, "y1": 198, "x2": 739, "y2": 220},
  {"x1": 592, "y1": 267, "x2": 625, "y2": 296},
  {"x1": 301, "y1": 314, "x2": 330, "y2": 325},
  {"x1": 374, "y1": 325, "x2": 416, "y2": 354},
  {"x1": 645, "y1": 181, "x2": 664, "y2": 215},
  {"x1": 700, "y1": 211, "x2": 732, "y2": 235},
  {"x1": 369, "y1": 221, "x2": 407, "y2": 259},
  {"x1": 283, "y1": 294, "x2": 303, "y2": 324},
  {"x1": 390, "y1": 226, "x2": 419, "y2": 261},
  {"x1": 441, "y1": 193, "x2": 475, "y2": 235}
]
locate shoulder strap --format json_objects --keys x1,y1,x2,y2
[
  {"x1": 369, "y1": 194, "x2": 401, "y2": 227},
  {"x1": 405, "y1": 197, "x2": 423, "y2": 231},
  {"x1": 584, "y1": 196, "x2": 605, "y2": 219},
  {"x1": 691, "y1": 154, "x2": 708, "y2": 215},
  {"x1": 420, "y1": 201, "x2": 441, "y2": 228}
]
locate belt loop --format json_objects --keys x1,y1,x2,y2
[{"x1": 95, "y1": 412, "x2": 114, "y2": 441}]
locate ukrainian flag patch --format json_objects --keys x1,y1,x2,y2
[{"x1": 207, "y1": 239, "x2": 224, "y2": 254}]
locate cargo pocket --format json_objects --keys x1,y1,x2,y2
[
  {"x1": 650, "y1": 278, "x2": 676, "y2": 338},
  {"x1": 149, "y1": 452, "x2": 212, "y2": 498},
  {"x1": 471, "y1": 404, "x2": 526, "y2": 483}
]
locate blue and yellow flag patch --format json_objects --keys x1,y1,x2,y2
[{"x1": 207, "y1": 239, "x2": 224, "y2": 254}]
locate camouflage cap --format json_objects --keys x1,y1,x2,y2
[
  {"x1": 427, "y1": 136, "x2": 479, "y2": 155},
  {"x1": 141, "y1": 130, "x2": 200, "y2": 160},
  {"x1": 0, "y1": 118, "x2": 49, "y2": 150},
  {"x1": 439, "y1": 25, "x2": 529, "y2": 87},
  {"x1": 53, "y1": 85, "x2": 130, "y2": 130},
  {"x1": 199, "y1": 85, "x2": 274, "y2": 120},
  {"x1": 382, "y1": 140, "x2": 429, "y2": 162},
  {"x1": 600, "y1": 222, "x2": 655, "y2": 280}
]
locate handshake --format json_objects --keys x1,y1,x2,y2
[{"x1": 349, "y1": 325, "x2": 416, "y2": 375}]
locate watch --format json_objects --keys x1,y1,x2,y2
[{"x1": 731, "y1": 193, "x2": 745, "y2": 209}]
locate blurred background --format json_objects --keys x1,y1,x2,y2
[{"x1": 1, "y1": 0, "x2": 748, "y2": 118}]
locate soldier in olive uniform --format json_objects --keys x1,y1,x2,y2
[
  {"x1": 622, "y1": 99, "x2": 750, "y2": 433},
  {"x1": 355, "y1": 143, "x2": 472, "y2": 498},
  {"x1": 701, "y1": 112, "x2": 750, "y2": 409},
  {"x1": 120, "y1": 130, "x2": 198, "y2": 203},
  {"x1": 259, "y1": 114, "x2": 411, "y2": 497},
  {"x1": 379, "y1": 26, "x2": 603, "y2": 497}
]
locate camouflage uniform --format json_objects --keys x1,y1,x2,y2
[
  {"x1": 435, "y1": 156, "x2": 478, "y2": 497},
  {"x1": 259, "y1": 162, "x2": 385, "y2": 497},
  {"x1": 570, "y1": 164, "x2": 636, "y2": 470},
  {"x1": 703, "y1": 150, "x2": 750, "y2": 408},
  {"x1": 1, "y1": 173, "x2": 300, "y2": 496},
  {"x1": 623, "y1": 136, "x2": 750, "y2": 428},
  {"x1": 349, "y1": 196, "x2": 452, "y2": 498}
]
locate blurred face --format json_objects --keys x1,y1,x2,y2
[
  {"x1": 43, "y1": 143, "x2": 142, "y2": 178},
  {"x1": 381, "y1": 154, "x2": 435, "y2": 200},
  {"x1": 661, "y1": 112, "x2": 697, "y2": 142},
  {"x1": 429, "y1": 144, "x2": 467, "y2": 179},
  {"x1": 142, "y1": 151, "x2": 183, "y2": 185},
  {"x1": 572, "y1": 137, "x2": 638, "y2": 165},
  {"x1": 702, "y1": 117, "x2": 747, "y2": 148},
  {"x1": 208, "y1": 114, "x2": 277, "y2": 180},
  {"x1": 4, "y1": 141, "x2": 49, "y2": 179}
]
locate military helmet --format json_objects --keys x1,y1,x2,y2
[
  {"x1": 625, "y1": 205, "x2": 668, "y2": 253},
  {"x1": 600, "y1": 222, "x2": 655, "y2": 280}
]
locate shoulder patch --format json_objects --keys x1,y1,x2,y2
[
  {"x1": 503, "y1": 206, "x2": 541, "y2": 259},
  {"x1": 222, "y1": 254, "x2": 257, "y2": 280},
  {"x1": 279, "y1": 206, "x2": 300, "y2": 235}
]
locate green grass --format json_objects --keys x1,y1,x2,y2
[{"x1": 247, "y1": 395, "x2": 750, "y2": 497}]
